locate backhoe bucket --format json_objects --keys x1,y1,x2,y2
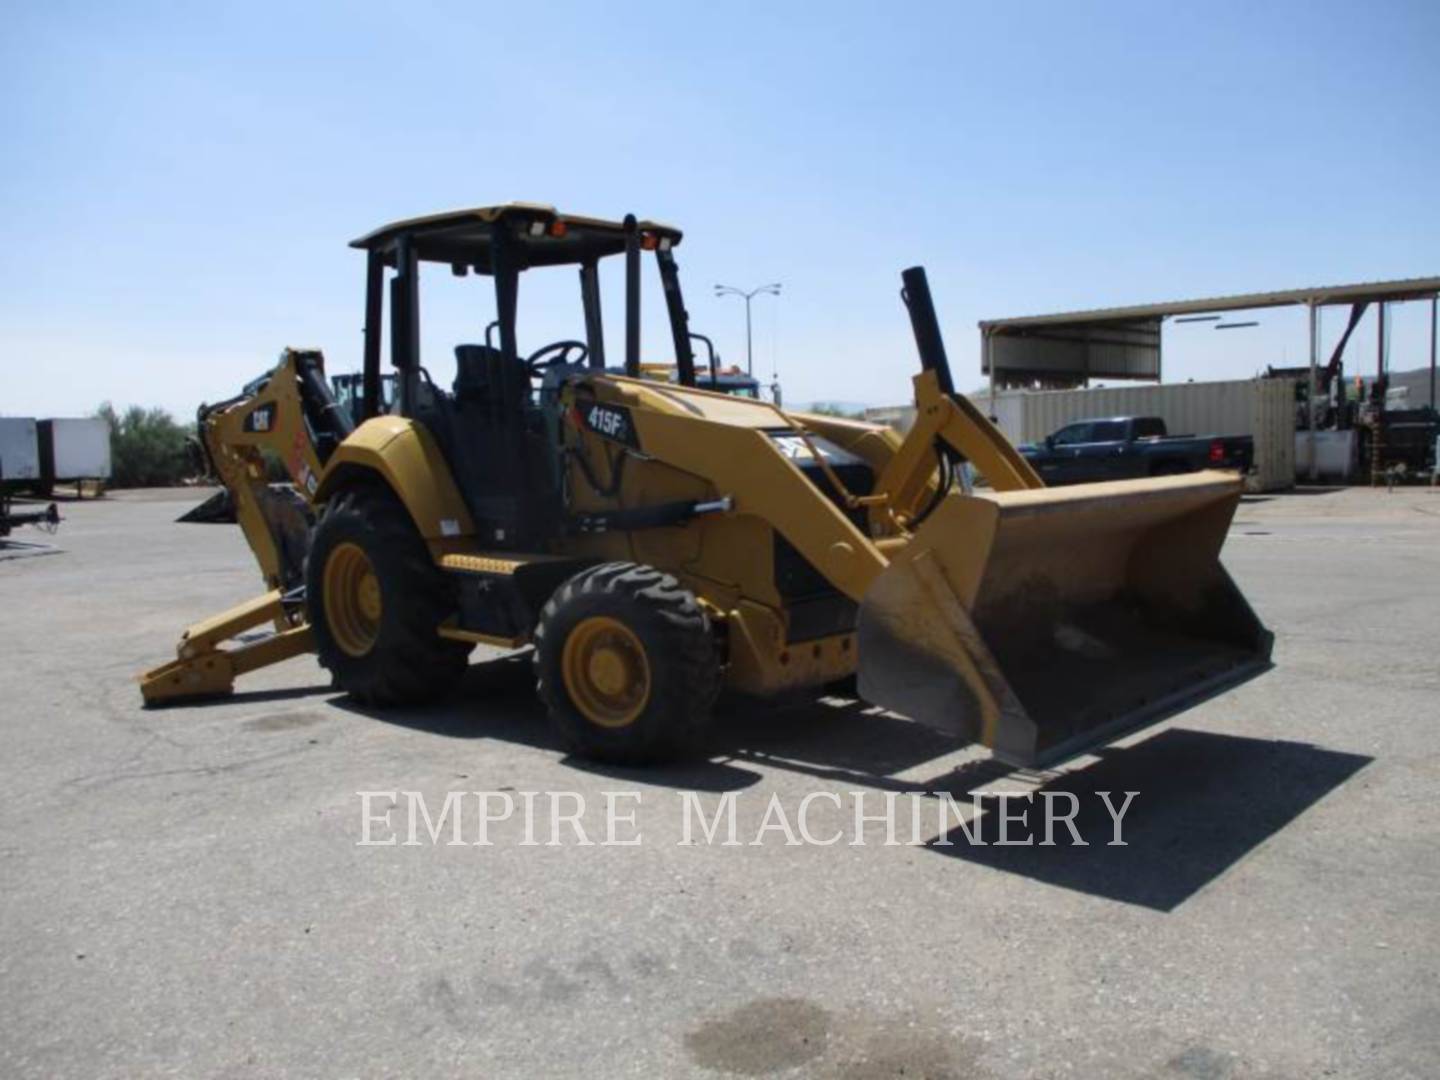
[{"x1": 857, "y1": 471, "x2": 1271, "y2": 768}]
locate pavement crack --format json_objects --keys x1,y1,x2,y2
[{"x1": 62, "y1": 742, "x2": 317, "y2": 791}]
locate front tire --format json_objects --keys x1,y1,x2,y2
[
  {"x1": 306, "y1": 485, "x2": 470, "y2": 705},
  {"x1": 534, "y1": 562, "x2": 720, "y2": 763}
]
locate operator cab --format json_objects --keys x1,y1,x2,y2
[{"x1": 349, "y1": 204, "x2": 707, "y2": 549}]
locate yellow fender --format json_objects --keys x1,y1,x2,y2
[{"x1": 315, "y1": 416, "x2": 475, "y2": 542}]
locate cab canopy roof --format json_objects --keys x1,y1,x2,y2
[{"x1": 350, "y1": 202, "x2": 683, "y2": 272}]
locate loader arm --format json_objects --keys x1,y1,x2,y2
[
  {"x1": 875, "y1": 368, "x2": 1043, "y2": 525},
  {"x1": 621, "y1": 401, "x2": 889, "y2": 604}
]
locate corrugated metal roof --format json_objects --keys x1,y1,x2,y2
[{"x1": 979, "y1": 276, "x2": 1440, "y2": 333}]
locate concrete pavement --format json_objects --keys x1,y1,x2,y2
[{"x1": 1, "y1": 486, "x2": 1436, "y2": 1078}]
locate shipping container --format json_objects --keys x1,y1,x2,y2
[
  {"x1": 0, "y1": 417, "x2": 41, "y2": 486},
  {"x1": 1249, "y1": 378, "x2": 1297, "y2": 492},
  {"x1": 38, "y1": 417, "x2": 112, "y2": 490},
  {"x1": 969, "y1": 377, "x2": 1297, "y2": 492}
]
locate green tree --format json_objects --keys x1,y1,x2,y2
[
  {"x1": 808, "y1": 402, "x2": 866, "y2": 419},
  {"x1": 95, "y1": 403, "x2": 194, "y2": 487}
]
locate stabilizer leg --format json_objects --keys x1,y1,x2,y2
[{"x1": 140, "y1": 590, "x2": 316, "y2": 705}]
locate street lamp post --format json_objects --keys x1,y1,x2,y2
[{"x1": 714, "y1": 282, "x2": 781, "y2": 376}]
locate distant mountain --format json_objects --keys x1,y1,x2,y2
[{"x1": 1368, "y1": 365, "x2": 1436, "y2": 407}]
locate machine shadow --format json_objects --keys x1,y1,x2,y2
[
  {"x1": 325, "y1": 655, "x2": 1372, "y2": 904},
  {"x1": 145, "y1": 681, "x2": 337, "y2": 710},
  {"x1": 701, "y1": 694, "x2": 1005, "y2": 792},
  {"x1": 330, "y1": 653, "x2": 542, "y2": 741},
  {"x1": 327, "y1": 654, "x2": 768, "y2": 792},
  {"x1": 326, "y1": 653, "x2": 991, "y2": 793},
  {"x1": 925, "y1": 728, "x2": 1372, "y2": 911}
]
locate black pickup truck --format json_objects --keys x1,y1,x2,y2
[{"x1": 1017, "y1": 416, "x2": 1253, "y2": 485}]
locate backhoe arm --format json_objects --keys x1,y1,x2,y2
[
  {"x1": 199, "y1": 349, "x2": 349, "y2": 590},
  {"x1": 141, "y1": 349, "x2": 348, "y2": 704}
]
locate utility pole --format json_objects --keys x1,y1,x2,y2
[
  {"x1": 714, "y1": 282, "x2": 781, "y2": 376},
  {"x1": 1307, "y1": 302, "x2": 1318, "y2": 483},
  {"x1": 1373, "y1": 302, "x2": 1387, "y2": 487},
  {"x1": 1430, "y1": 295, "x2": 1437, "y2": 412}
]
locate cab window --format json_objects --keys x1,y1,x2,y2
[{"x1": 1053, "y1": 422, "x2": 1093, "y2": 446}]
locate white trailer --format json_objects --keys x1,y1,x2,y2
[
  {"x1": 38, "y1": 418, "x2": 112, "y2": 491},
  {"x1": 0, "y1": 417, "x2": 41, "y2": 486}
]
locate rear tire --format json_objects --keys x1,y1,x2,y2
[
  {"x1": 306, "y1": 485, "x2": 470, "y2": 705},
  {"x1": 534, "y1": 562, "x2": 720, "y2": 763}
]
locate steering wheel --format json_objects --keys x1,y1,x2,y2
[{"x1": 524, "y1": 340, "x2": 589, "y2": 374}]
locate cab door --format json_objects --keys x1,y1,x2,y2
[
  {"x1": 1070, "y1": 419, "x2": 1136, "y2": 482},
  {"x1": 1028, "y1": 422, "x2": 1092, "y2": 484}
]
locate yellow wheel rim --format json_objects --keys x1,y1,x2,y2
[
  {"x1": 323, "y1": 542, "x2": 382, "y2": 657},
  {"x1": 561, "y1": 615, "x2": 652, "y2": 729}
]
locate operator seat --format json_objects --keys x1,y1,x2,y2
[
  {"x1": 454, "y1": 344, "x2": 529, "y2": 411},
  {"x1": 442, "y1": 344, "x2": 548, "y2": 548}
]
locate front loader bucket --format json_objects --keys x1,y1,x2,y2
[{"x1": 857, "y1": 471, "x2": 1272, "y2": 768}]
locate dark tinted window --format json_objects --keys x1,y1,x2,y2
[
  {"x1": 1052, "y1": 423, "x2": 1093, "y2": 446},
  {"x1": 1133, "y1": 417, "x2": 1167, "y2": 439},
  {"x1": 1089, "y1": 421, "x2": 1128, "y2": 442}
]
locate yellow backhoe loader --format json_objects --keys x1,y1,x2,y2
[{"x1": 141, "y1": 204, "x2": 1271, "y2": 767}]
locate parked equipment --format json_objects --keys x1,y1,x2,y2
[
  {"x1": 331, "y1": 371, "x2": 397, "y2": 426},
  {"x1": 0, "y1": 463, "x2": 59, "y2": 538},
  {"x1": 1362, "y1": 404, "x2": 1438, "y2": 481},
  {"x1": 141, "y1": 204, "x2": 1271, "y2": 768},
  {"x1": 36, "y1": 417, "x2": 112, "y2": 496},
  {"x1": 0, "y1": 418, "x2": 42, "y2": 490}
]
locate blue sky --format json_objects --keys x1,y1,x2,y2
[{"x1": 3, "y1": 1, "x2": 1436, "y2": 418}]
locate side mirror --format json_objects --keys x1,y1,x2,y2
[{"x1": 1044, "y1": 435, "x2": 1055, "y2": 450}]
